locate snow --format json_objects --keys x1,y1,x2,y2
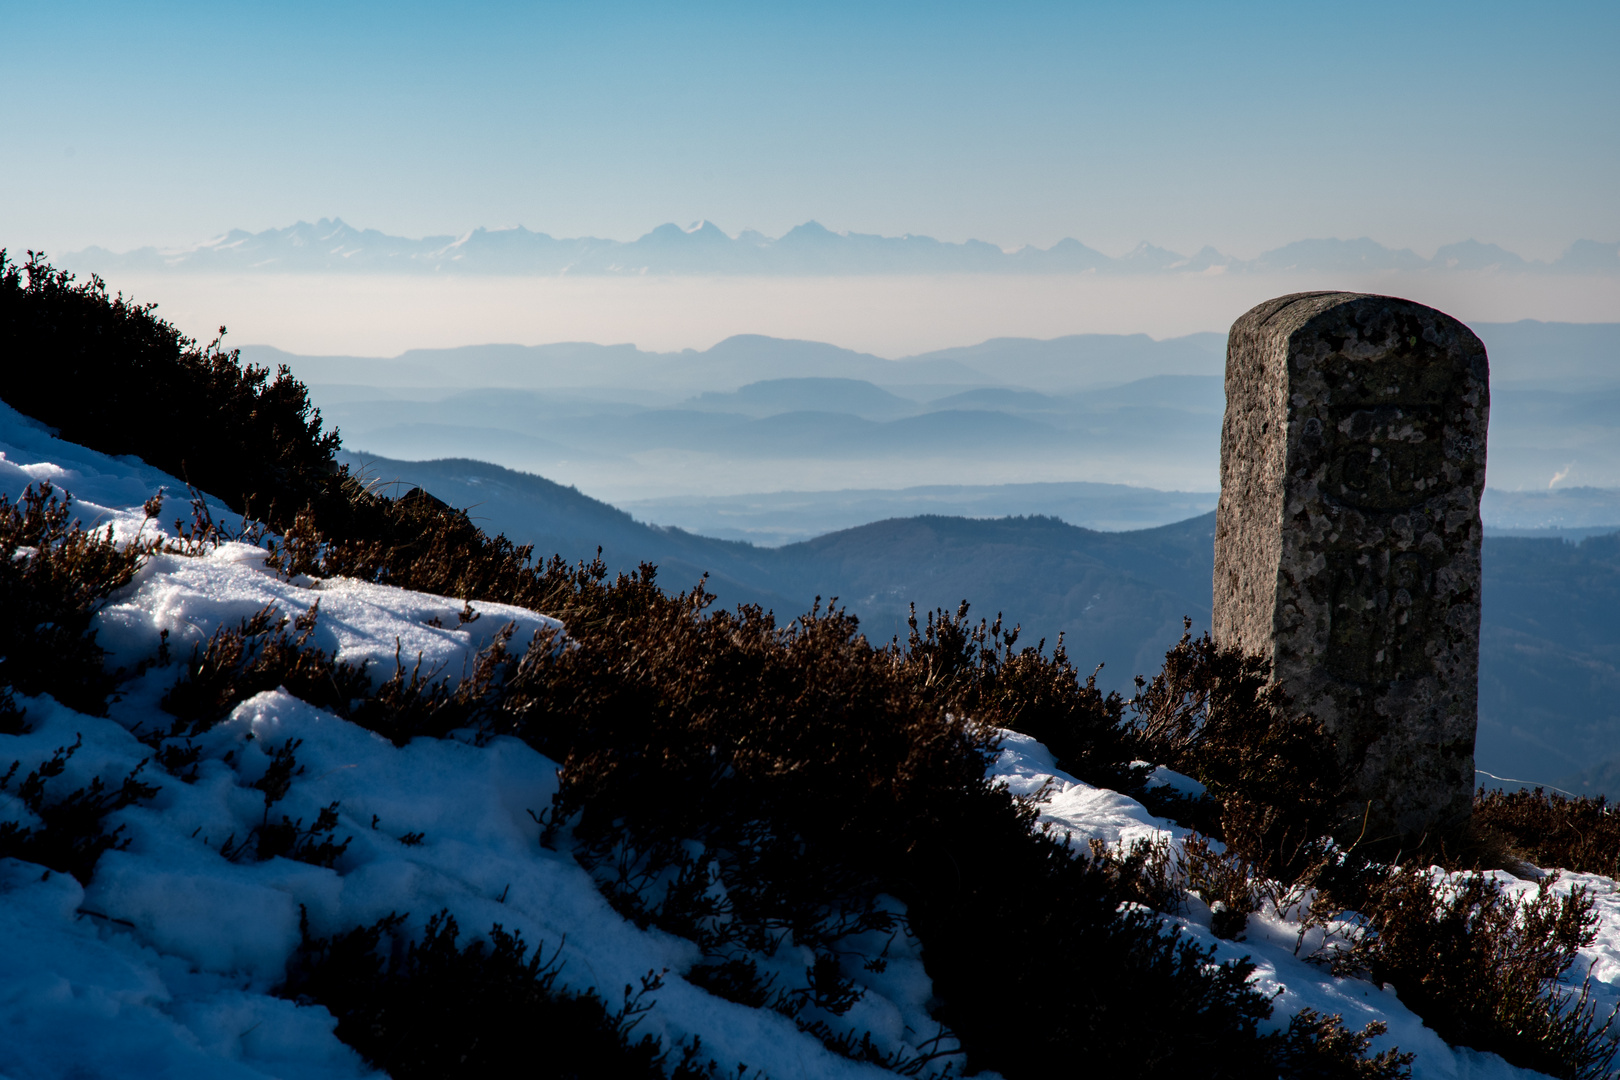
[
  {"x1": 1, "y1": 398, "x2": 1614, "y2": 1079},
  {"x1": 94, "y1": 541, "x2": 558, "y2": 682},
  {"x1": 992, "y1": 732, "x2": 1192, "y2": 849},
  {"x1": 0, "y1": 404, "x2": 941, "y2": 1079},
  {"x1": 989, "y1": 741, "x2": 1620, "y2": 1080},
  {"x1": 0, "y1": 403, "x2": 228, "y2": 533}
]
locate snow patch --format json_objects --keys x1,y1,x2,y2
[{"x1": 2, "y1": 400, "x2": 1613, "y2": 1079}]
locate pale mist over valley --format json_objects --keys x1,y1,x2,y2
[
  {"x1": 65, "y1": 215, "x2": 1620, "y2": 797},
  {"x1": 8, "y1": 2, "x2": 1620, "y2": 1077},
  {"x1": 227, "y1": 315, "x2": 1620, "y2": 535},
  {"x1": 191, "y1": 254, "x2": 1620, "y2": 798}
]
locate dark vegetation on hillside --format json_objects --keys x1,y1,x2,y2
[
  {"x1": 0, "y1": 482, "x2": 145, "y2": 716},
  {"x1": 4, "y1": 251, "x2": 1619, "y2": 1079},
  {"x1": 0, "y1": 481, "x2": 165, "y2": 883},
  {"x1": 345, "y1": 452, "x2": 1620, "y2": 801},
  {"x1": 336, "y1": 451, "x2": 1216, "y2": 695},
  {"x1": 1326, "y1": 868, "x2": 1612, "y2": 1080},
  {"x1": 0, "y1": 735, "x2": 159, "y2": 885},
  {"x1": 1475, "y1": 788, "x2": 1620, "y2": 880},
  {"x1": 284, "y1": 909, "x2": 728, "y2": 1080},
  {"x1": 1129, "y1": 624, "x2": 1343, "y2": 883},
  {"x1": 0, "y1": 252, "x2": 339, "y2": 529}
]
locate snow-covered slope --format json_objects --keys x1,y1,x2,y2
[
  {"x1": 995, "y1": 734, "x2": 1620, "y2": 1079},
  {"x1": 0, "y1": 402, "x2": 941, "y2": 1079},
  {"x1": 3, "y1": 399, "x2": 1618, "y2": 1080}
]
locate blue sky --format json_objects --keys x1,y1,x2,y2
[{"x1": 2, "y1": 0, "x2": 1615, "y2": 260}]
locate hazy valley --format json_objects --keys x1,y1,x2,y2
[
  {"x1": 237, "y1": 318, "x2": 1620, "y2": 801},
  {"x1": 257, "y1": 319, "x2": 1620, "y2": 514}
]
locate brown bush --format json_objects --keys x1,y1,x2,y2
[
  {"x1": 1130, "y1": 621, "x2": 1343, "y2": 881},
  {"x1": 895, "y1": 601, "x2": 1145, "y2": 794},
  {"x1": 0, "y1": 252, "x2": 340, "y2": 530},
  {"x1": 0, "y1": 735, "x2": 159, "y2": 884},
  {"x1": 155, "y1": 601, "x2": 507, "y2": 750},
  {"x1": 159, "y1": 604, "x2": 371, "y2": 736},
  {"x1": 1325, "y1": 867, "x2": 1616, "y2": 1079},
  {"x1": 1274, "y1": 1010, "x2": 1414, "y2": 1079},
  {"x1": 0, "y1": 483, "x2": 149, "y2": 717},
  {"x1": 1121, "y1": 625, "x2": 1620, "y2": 1079},
  {"x1": 492, "y1": 587, "x2": 998, "y2": 959},
  {"x1": 236, "y1": 488, "x2": 1402, "y2": 1077},
  {"x1": 282, "y1": 909, "x2": 726, "y2": 1079},
  {"x1": 1474, "y1": 787, "x2": 1620, "y2": 880}
]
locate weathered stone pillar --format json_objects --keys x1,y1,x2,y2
[{"x1": 1214, "y1": 292, "x2": 1489, "y2": 851}]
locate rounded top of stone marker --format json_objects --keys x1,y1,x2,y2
[{"x1": 1230, "y1": 291, "x2": 1487, "y2": 370}]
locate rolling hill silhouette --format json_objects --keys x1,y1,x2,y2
[{"x1": 346, "y1": 449, "x2": 1620, "y2": 800}]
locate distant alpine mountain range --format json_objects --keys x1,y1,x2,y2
[{"x1": 60, "y1": 218, "x2": 1620, "y2": 277}]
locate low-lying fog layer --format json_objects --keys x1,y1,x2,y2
[{"x1": 253, "y1": 321, "x2": 1620, "y2": 529}]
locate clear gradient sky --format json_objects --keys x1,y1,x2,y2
[{"x1": 2, "y1": 1, "x2": 1615, "y2": 262}]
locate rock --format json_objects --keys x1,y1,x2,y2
[{"x1": 1214, "y1": 292, "x2": 1489, "y2": 850}]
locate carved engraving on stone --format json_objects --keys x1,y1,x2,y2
[{"x1": 1213, "y1": 292, "x2": 1489, "y2": 850}]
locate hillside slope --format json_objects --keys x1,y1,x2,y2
[
  {"x1": 349, "y1": 452, "x2": 1620, "y2": 798},
  {"x1": 338, "y1": 451, "x2": 798, "y2": 614},
  {"x1": 4, "y1": 402, "x2": 1607, "y2": 1080},
  {"x1": 341, "y1": 453, "x2": 1217, "y2": 691},
  {"x1": 11, "y1": 254, "x2": 1620, "y2": 1080},
  {"x1": 769, "y1": 513, "x2": 1216, "y2": 682}
]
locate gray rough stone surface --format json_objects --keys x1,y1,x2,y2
[{"x1": 1213, "y1": 292, "x2": 1489, "y2": 849}]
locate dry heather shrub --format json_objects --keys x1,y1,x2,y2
[
  {"x1": 1085, "y1": 833, "x2": 1261, "y2": 940},
  {"x1": 0, "y1": 688, "x2": 23, "y2": 736},
  {"x1": 247, "y1": 497, "x2": 1407, "y2": 1077},
  {"x1": 0, "y1": 251, "x2": 340, "y2": 530},
  {"x1": 1474, "y1": 787, "x2": 1620, "y2": 880},
  {"x1": 159, "y1": 604, "x2": 374, "y2": 736},
  {"x1": 1274, "y1": 1010, "x2": 1414, "y2": 1079},
  {"x1": 895, "y1": 601, "x2": 1145, "y2": 793},
  {"x1": 155, "y1": 601, "x2": 508, "y2": 750},
  {"x1": 282, "y1": 909, "x2": 727, "y2": 1080},
  {"x1": 906, "y1": 810, "x2": 1281, "y2": 1078},
  {"x1": 310, "y1": 484, "x2": 548, "y2": 604},
  {"x1": 1117, "y1": 623, "x2": 1620, "y2": 1079},
  {"x1": 494, "y1": 586, "x2": 997, "y2": 959},
  {"x1": 471, "y1": 574, "x2": 1385, "y2": 1076},
  {"x1": 261, "y1": 503, "x2": 326, "y2": 580},
  {"x1": 222, "y1": 800, "x2": 353, "y2": 869},
  {"x1": 0, "y1": 252, "x2": 518, "y2": 568},
  {"x1": 1325, "y1": 867, "x2": 1618, "y2": 1080},
  {"x1": 1130, "y1": 621, "x2": 1343, "y2": 881},
  {"x1": 0, "y1": 736, "x2": 159, "y2": 884},
  {"x1": 197, "y1": 735, "x2": 353, "y2": 869},
  {"x1": 0, "y1": 482, "x2": 148, "y2": 717}
]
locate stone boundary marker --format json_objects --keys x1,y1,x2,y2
[{"x1": 1214, "y1": 292, "x2": 1489, "y2": 851}]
